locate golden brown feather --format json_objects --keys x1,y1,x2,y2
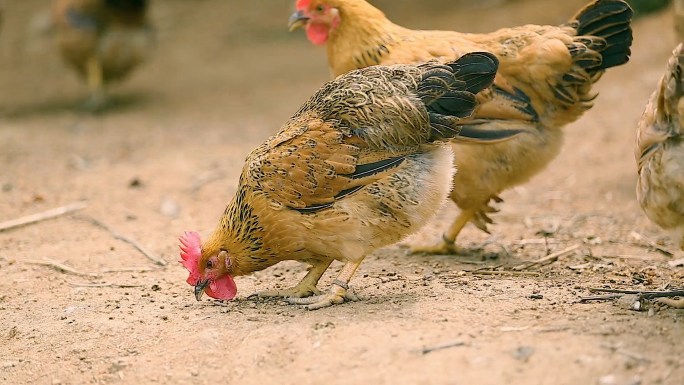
[
  {"x1": 290, "y1": 0, "x2": 633, "y2": 254},
  {"x1": 187, "y1": 53, "x2": 521, "y2": 309}
]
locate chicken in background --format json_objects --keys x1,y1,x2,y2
[
  {"x1": 180, "y1": 53, "x2": 521, "y2": 310},
  {"x1": 676, "y1": 0, "x2": 684, "y2": 42},
  {"x1": 636, "y1": 44, "x2": 684, "y2": 258},
  {"x1": 289, "y1": 0, "x2": 633, "y2": 254},
  {"x1": 52, "y1": 0, "x2": 153, "y2": 111}
]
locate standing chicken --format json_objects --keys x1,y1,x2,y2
[
  {"x1": 180, "y1": 53, "x2": 520, "y2": 310},
  {"x1": 289, "y1": 0, "x2": 633, "y2": 254},
  {"x1": 636, "y1": 44, "x2": 684, "y2": 256},
  {"x1": 52, "y1": 0, "x2": 153, "y2": 110}
]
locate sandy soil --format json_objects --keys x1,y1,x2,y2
[{"x1": 1, "y1": 1, "x2": 683, "y2": 384}]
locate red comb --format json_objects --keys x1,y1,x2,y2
[
  {"x1": 179, "y1": 231, "x2": 202, "y2": 285},
  {"x1": 296, "y1": 0, "x2": 312, "y2": 10}
]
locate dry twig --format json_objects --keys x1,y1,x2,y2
[
  {"x1": 68, "y1": 281, "x2": 143, "y2": 288},
  {"x1": 470, "y1": 270, "x2": 540, "y2": 277},
  {"x1": 189, "y1": 170, "x2": 226, "y2": 192},
  {"x1": 630, "y1": 231, "x2": 674, "y2": 257},
  {"x1": 100, "y1": 267, "x2": 161, "y2": 274},
  {"x1": 601, "y1": 344, "x2": 652, "y2": 363},
  {"x1": 0, "y1": 201, "x2": 87, "y2": 232},
  {"x1": 420, "y1": 341, "x2": 466, "y2": 355},
  {"x1": 512, "y1": 244, "x2": 580, "y2": 271},
  {"x1": 579, "y1": 294, "x2": 623, "y2": 303},
  {"x1": 597, "y1": 254, "x2": 665, "y2": 261},
  {"x1": 77, "y1": 216, "x2": 167, "y2": 267},
  {"x1": 26, "y1": 257, "x2": 99, "y2": 277},
  {"x1": 511, "y1": 238, "x2": 560, "y2": 246},
  {"x1": 589, "y1": 288, "x2": 684, "y2": 299}
]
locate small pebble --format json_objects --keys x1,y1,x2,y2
[{"x1": 160, "y1": 197, "x2": 180, "y2": 218}]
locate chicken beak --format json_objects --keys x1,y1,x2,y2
[
  {"x1": 288, "y1": 10, "x2": 309, "y2": 31},
  {"x1": 194, "y1": 279, "x2": 209, "y2": 301}
]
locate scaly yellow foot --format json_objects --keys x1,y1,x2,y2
[
  {"x1": 249, "y1": 259, "x2": 332, "y2": 299},
  {"x1": 251, "y1": 283, "x2": 322, "y2": 299},
  {"x1": 408, "y1": 238, "x2": 465, "y2": 255},
  {"x1": 409, "y1": 210, "x2": 475, "y2": 255},
  {"x1": 286, "y1": 282, "x2": 358, "y2": 310},
  {"x1": 287, "y1": 260, "x2": 362, "y2": 310}
]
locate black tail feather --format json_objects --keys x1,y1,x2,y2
[
  {"x1": 571, "y1": 0, "x2": 633, "y2": 71},
  {"x1": 428, "y1": 114, "x2": 523, "y2": 143},
  {"x1": 417, "y1": 52, "x2": 498, "y2": 118},
  {"x1": 447, "y1": 52, "x2": 499, "y2": 94},
  {"x1": 416, "y1": 52, "x2": 515, "y2": 142}
]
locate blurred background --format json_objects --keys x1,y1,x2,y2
[
  {"x1": 1, "y1": 2, "x2": 683, "y2": 384},
  {"x1": 0, "y1": 0, "x2": 675, "y2": 123},
  {"x1": 0, "y1": 0, "x2": 681, "y2": 247},
  {"x1": 0, "y1": 0, "x2": 680, "y2": 226}
]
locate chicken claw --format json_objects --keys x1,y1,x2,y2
[
  {"x1": 286, "y1": 283, "x2": 358, "y2": 310},
  {"x1": 288, "y1": 261, "x2": 361, "y2": 310},
  {"x1": 410, "y1": 195, "x2": 503, "y2": 255},
  {"x1": 409, "y1": 237, "x2": 464, "y2": 255},
  {"x1": 409, "y1": 210, "x2": 474, "y2": 255},
  {"x1": 250, "y1": 259, "x2": 332, "y2": 299},
  {"x1": 251, "y1": 284, "x2": 322, "y2": 299}
]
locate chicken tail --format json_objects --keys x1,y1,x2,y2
[
  {"x1": 570, "y1": 0, "x2": 633, "y2": 72},
  {"x1": 419, "y1": 52, "x2": 522, "y2": 143},
  {"x1": 417, "y1": 52, "x2": 497, "y2": 120}
]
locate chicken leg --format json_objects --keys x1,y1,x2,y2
[
  {"x1": 409, "y1": 210, "x2": 474, "y2": 255},
  {"x1": 409, "y1": 196, "x2": 502, "y2": 255},
  {"x1": 287, "y1": 259, "x2": 362, "y2": 310},
  {"x1": 85, "y1": 56, "x2": 107, "y2": 111},
  {"x1": 253, "y1": 259, "x2": 333, "y2": 299}
]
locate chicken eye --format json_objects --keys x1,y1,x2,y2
[
  {"x1": 315, "y1": 5, "x2": 325, "y2": 12},
  {"x1": 206, "y1": 260, "x2": 214, "y2": 269}
]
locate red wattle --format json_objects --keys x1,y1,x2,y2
[
  {"x1": 205, "y1": 275, "x2": 238, "y2": 300},
  {"x1": 306, "y1": 23, "x2": 329, "y2": 46}
]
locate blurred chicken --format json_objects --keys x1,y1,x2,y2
[
  {"x1": 52, "y1": 0, "x2": 153, "y2": 110},
  {"x1": 676, "y1": 0, "x2": 684, "y2": 42},
  {"x1": 636, "y1": 44, "x2": 684, "y2": 254},
  {"x1": 290, "y1": 0, "x2": 633, "y2": 254},
  {"x1": 180, "y1": 53, "x2": 520, "y2": 310}
]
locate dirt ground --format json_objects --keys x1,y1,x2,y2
[{"x1": 1, "y1": 1, "x2": 683, "y2": 384}]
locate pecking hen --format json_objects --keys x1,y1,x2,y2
[
  {"x1": 180, "y1": 53, "x2": 520, "y2": 310},
  {"x1": 289, "y1": 0, "x2": 633, "y2": 254}
]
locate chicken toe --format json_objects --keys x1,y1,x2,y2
[
  {"x1": 287, "y1": 259, "x2": 361, "y2": 310},
  {"x1": 286, "y1": 284, "x2": 358, "y2": 310},
  {"x1": 408, "y1": 238, "x2": 464, "y2": 255},
  {"x1": 253, "y1": 285, "x2": 322, "y2": 299},
  {"x1": 251, "y1": 259, "x2": 332, "y2": 299},
  {"x1": 409, "y1": 210, "x2": 474, "y2": 255}
]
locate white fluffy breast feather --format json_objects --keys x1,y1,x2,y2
[
  {"x1": 300, "y1": 144, "x2": 456, "y2": 263},
  {"x1": 407, "y1": 144, "x2": 456, "y2": 230}
]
